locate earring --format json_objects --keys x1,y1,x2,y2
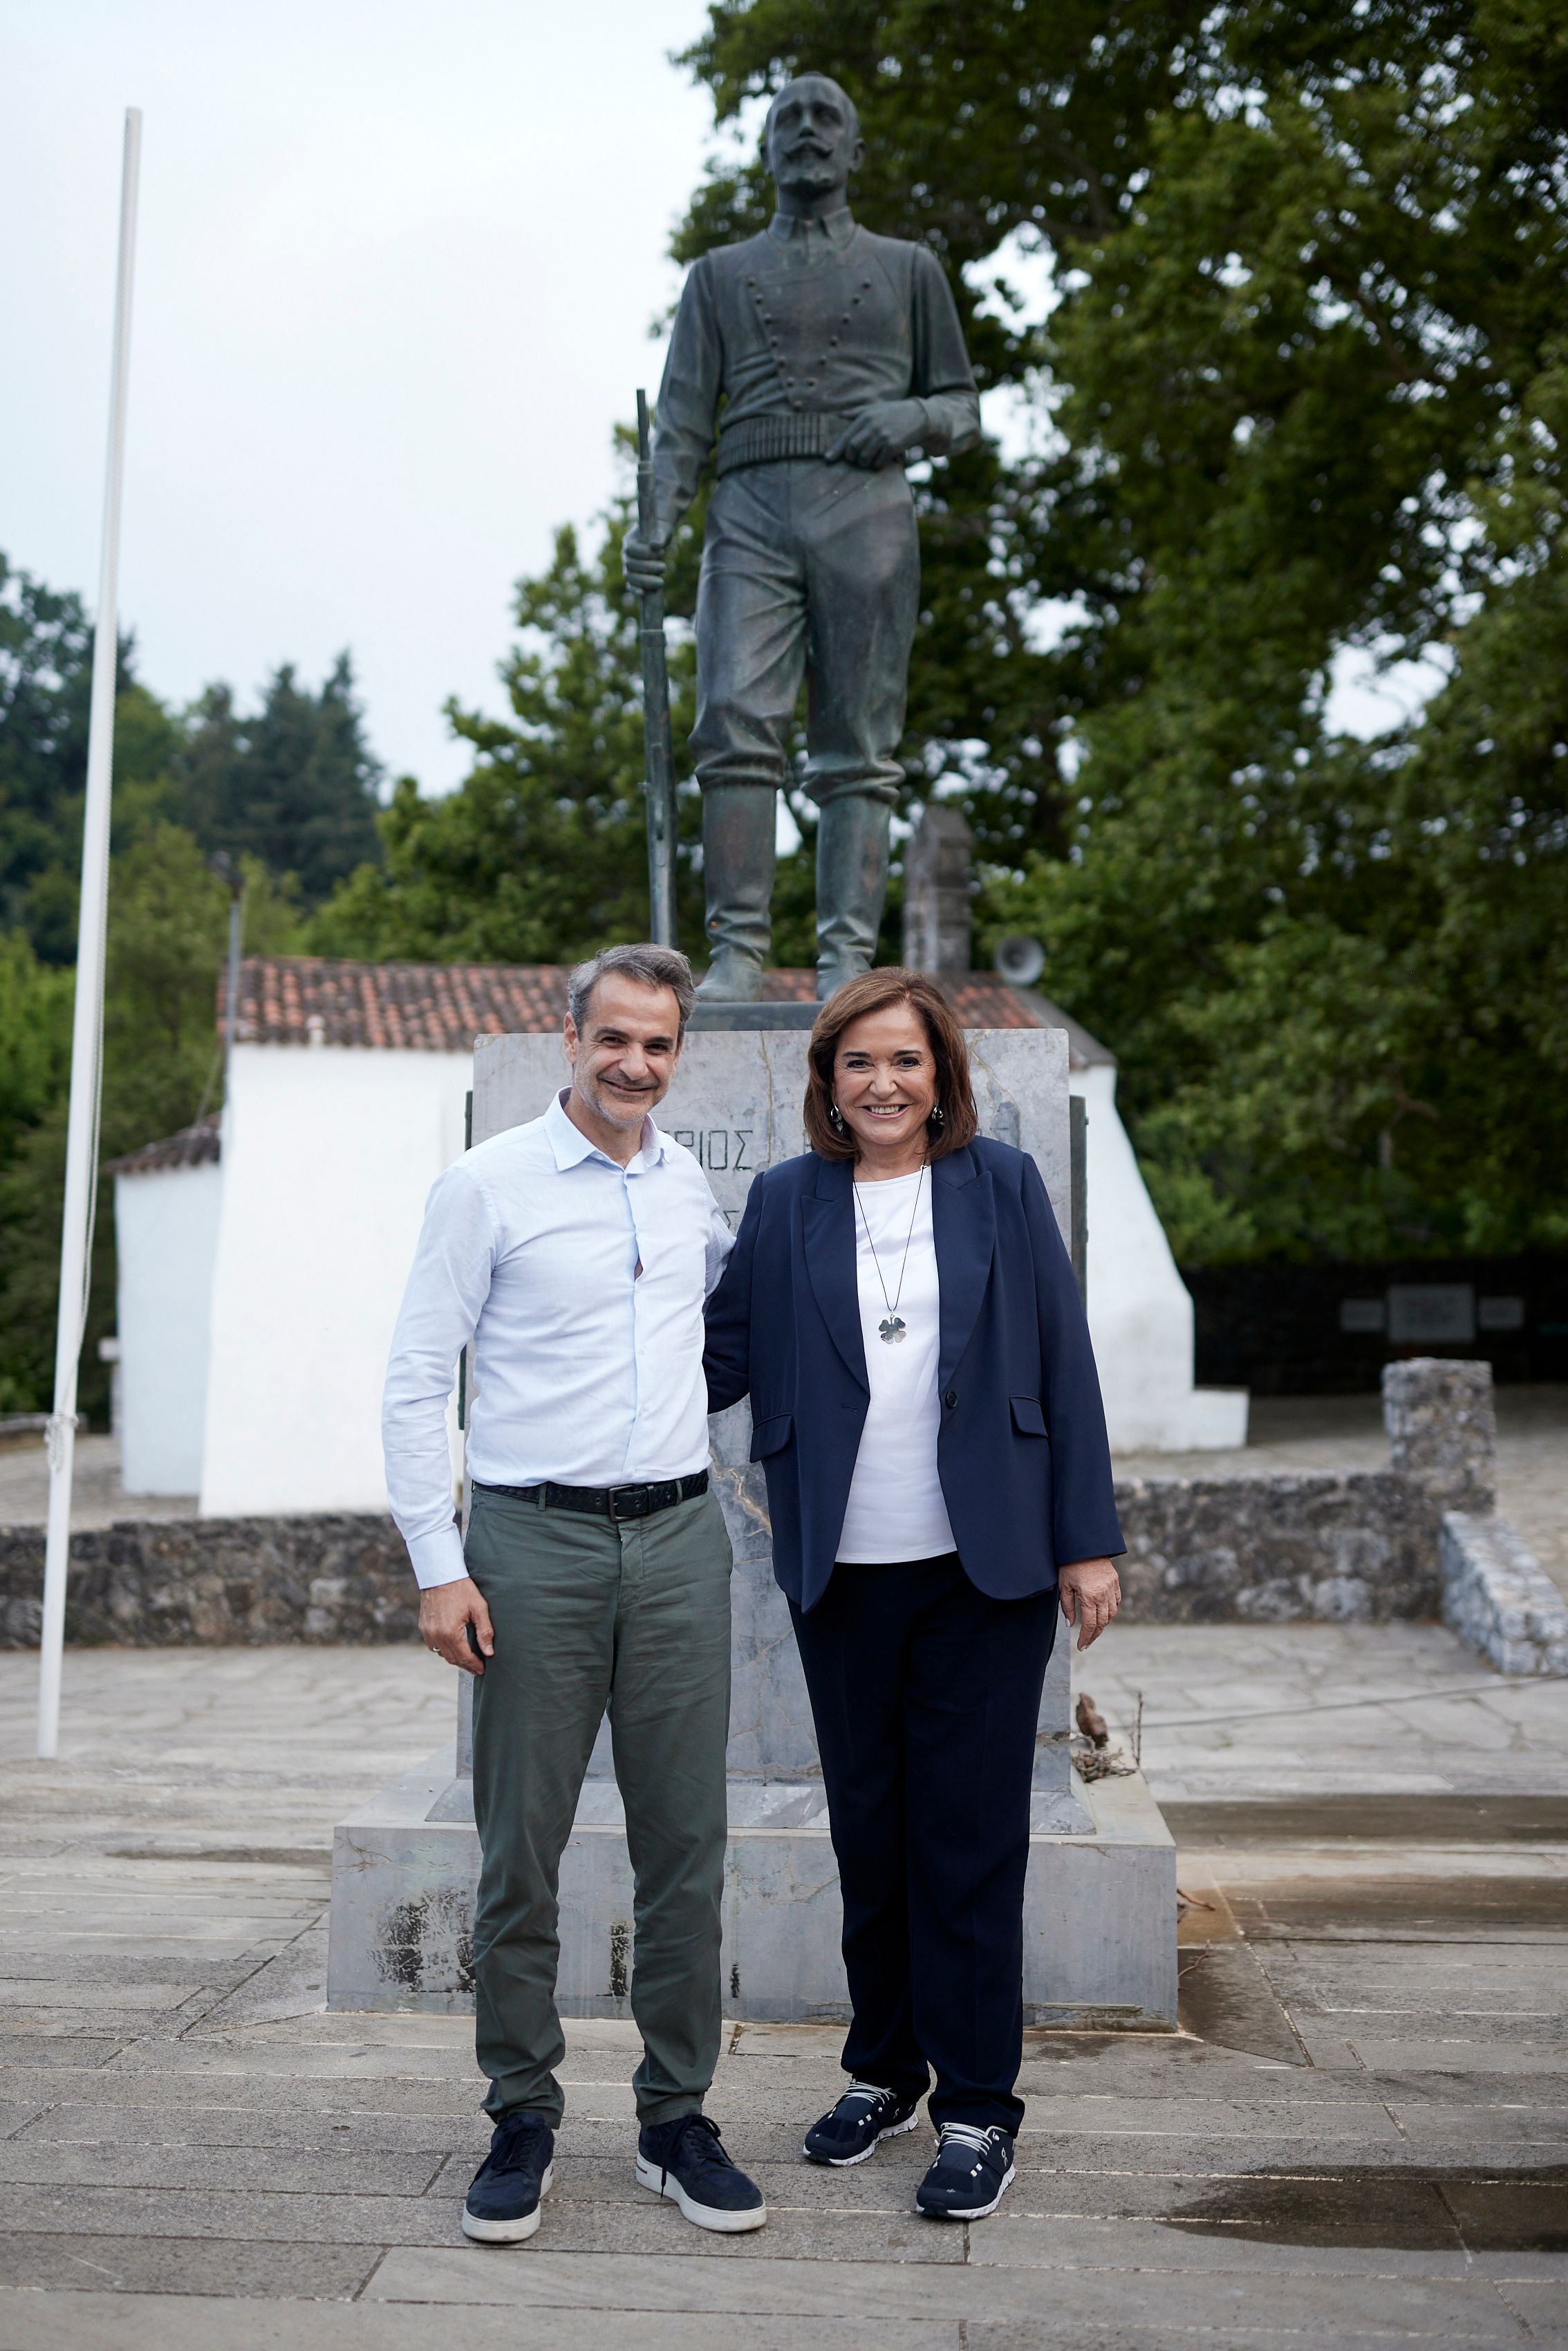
[
  {"x1": 928, "y1": 1104, "x2": 945, "y2": 1130},
  {"x1": 828, "y1": 1102, "x2": 847, "y2": 1135}
]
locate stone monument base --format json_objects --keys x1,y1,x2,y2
[{"x1": 325, "y1": 1749, "x2": 1175, "y2": 2029}]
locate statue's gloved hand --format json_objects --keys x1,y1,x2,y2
[
  {"x1": 622, "y1": 526, "x2": 667, "y2": 597},
  {"x1": 825, "y1": 400, "x2": 928, "y2": 470}
]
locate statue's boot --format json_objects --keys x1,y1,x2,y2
[
  {"x1": 695, "y1": 784, "x2": 775, "y2": 1002},
  {"x1": 815, "y1": 793, "x2": 891, "y2": 1001}
]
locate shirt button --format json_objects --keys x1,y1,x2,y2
[{"x1": 943, "y1": 1388, "x2": 958, "y2": 1410}]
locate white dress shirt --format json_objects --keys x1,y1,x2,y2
[
  {"x1": 383, "y1": 1090, "x2": 733, "y2": 1588},
  {"x1": 835, "y1": 1167, "x2": 958, "y2": 1565}
]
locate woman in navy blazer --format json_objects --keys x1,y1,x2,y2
[{"x1": 704, "y1": 969, "x2": 1124, "y2": 2222}]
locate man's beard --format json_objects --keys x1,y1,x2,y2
[{"x1": 579, "y1": 1068, "x2": 657, "y2": 1128}]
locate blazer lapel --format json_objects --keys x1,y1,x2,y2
[
  {"x1": 933, "y1": 1146, "x2": 995, "y2": 1393},
  {"x1": 801, "y1": 1156, "x2": 869, "y2": 1395}
]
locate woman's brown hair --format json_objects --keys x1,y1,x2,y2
[{"x1": 803, "y1": 969, "x2": 978, "y2": 1162}]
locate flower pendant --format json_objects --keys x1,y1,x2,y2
[{"x1": 878, "y1": 1316, "x2": 907, "y2": 1345}]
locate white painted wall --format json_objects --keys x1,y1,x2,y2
[
  {"x1": 166, "y1": 1021, "x2": 1229, "y2": 1511},
  {"x1": 1071, "y1": 1061, "x2": 1249, "y2": 1452},
  {"x1": 200, "y1": 1043, "x2": 472, "y2": 1516},
  {"x1": 114, "y1": 1160, "x2": 223, "y2": 1495}
]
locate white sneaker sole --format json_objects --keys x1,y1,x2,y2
[
  {"x1": 804, "y1": 2111, "x2": 920, "y2": 2167},
  {"x1": 462, "y1": 2161, "x2": 553, "y2": 2242},
  {"x1": 919, "y1": 2160, "x2": 1015, "y2": 2221},
  {"x1": 635, "y1": 2151, "x2": 767, "y2": 2233}
]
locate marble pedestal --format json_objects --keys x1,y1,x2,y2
[{"x1": 326, "y1": 1026, "x2": 1176, "y2": 2027}]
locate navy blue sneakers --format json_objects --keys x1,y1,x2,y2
[
  {"x1": 636, "y1": 2112, "x2": 767, "y2": 2233},
  {"x1": 915, "y1": 2123, "x2": 1016, "y2": 2220},
  {"x1": 462, "y1": 2109, "x2": 555, "y2": 2243},
  {"x1": 803, "y1": 2081, "x2": 922, "y2": 2167}
]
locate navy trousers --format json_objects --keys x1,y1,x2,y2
[{"x1": 790, "y1": 1552, "x2": 1058, "y2": 2134}]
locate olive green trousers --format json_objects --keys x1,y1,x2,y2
[{"x1": 465, "y1": 1483, "x2": 734, "y2": 2127}]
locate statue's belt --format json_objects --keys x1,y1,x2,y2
[{"x1": 715, "y1": 412, "x2": 855, "y2": 476}]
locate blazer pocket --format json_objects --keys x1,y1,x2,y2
[
  {"x1": 1010, "y1": 1395, "x2": 1049, "y2": 1438},
  {"x1": 749, "y1": 1413, "x2": 794, "y2": 1460}
]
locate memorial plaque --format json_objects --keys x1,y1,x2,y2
[{"x1": 1387, "y1": 1283, "x2": 1476, "y2": 1344}]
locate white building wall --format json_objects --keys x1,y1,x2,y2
[
  {"x1": 1071, "y1": 1061, "x2": 1249, "y2": 1452},
  {"x1": 200, "y1": 1043, "x2": 472, "y2": 1516},
  {"x1": 115, "y1": 1160, "x2": 223, "y2": 1495}
]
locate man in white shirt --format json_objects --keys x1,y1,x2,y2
[{"x1": 382, "y1": 943, "x2": 765, "y2": 2245}]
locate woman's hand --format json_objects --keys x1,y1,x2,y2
[
  {"x1": 418, "y1": 1576, "x2": 495, "y2": 1675},
  {"x1": 1058, "y1": 1557, "x2": 1121, "y2": 1651}
]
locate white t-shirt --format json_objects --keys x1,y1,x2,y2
[{"x1": 835, "y1": 1167, "x2": 958, "y2": 1565}]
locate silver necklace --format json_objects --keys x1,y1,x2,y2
[{"x1": 853, "y1": 1162, "x2": 926, "y2": 1344}]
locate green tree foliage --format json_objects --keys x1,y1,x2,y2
[
  {"x1": 669, "y1": 0, "x2": 1568, "y2": 1260},
  {"x1": 174, "y1": 653, "x2": 382, "y2": 907},
  {"x1": 0, "y1": 548, "x2": 350, "y2": 1413},
  {"x1": 312, "y1": 501, "x2": 709, "y2": 963},
  {"x1": 310, "y1": 476, "x2": 912, "y2": 969},
  {"x1": 0, "y1": 555, "x2": 180, "y2": 961},
  {"x1": 0, "y1": 828, "x2": 304, "y2": 1416}
]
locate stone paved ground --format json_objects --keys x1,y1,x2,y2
[
  {"x1": 1, "y1": 1638, "x2": 1565, "y2": 2349},
  {"x1": 0, "y1": 1433, "x2": 196, "y2": 1532}
]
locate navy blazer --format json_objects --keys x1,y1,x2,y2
[{"x1": 704, "y1": 1137, "x2": 1125, "y2": 1612}]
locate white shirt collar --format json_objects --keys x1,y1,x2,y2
[{"x1": 545, "y1": 1087, "x2": 668, "y2": 1175}]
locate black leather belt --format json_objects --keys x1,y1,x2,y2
[{"x1": 474, "y1": 1471, "x2": 709, "y2": 1521}]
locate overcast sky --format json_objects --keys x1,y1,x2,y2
[{"x1": 4, "y1": 0, "x2": 720, "y2": 792}]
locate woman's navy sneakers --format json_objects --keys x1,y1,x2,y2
[
  {"x1": 803, "y1": 2081, "x2": 922, "y2": 2166},
  {"x1": 462, "y1": 2109, "x2": 555, "y2": 2243},
  {"x1": 635, "y1": 2112, "x2": 767, "y2": 2233},
  {"x1": 915, "y1": 2122, "x2": 1016, "y2": 2220}
]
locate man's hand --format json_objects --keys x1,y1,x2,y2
[
  {"x1": 419, "y1": 1576, "x2": 495, "y2": 1676},
  {"x1": 622, "y1": 526, "x2": 666, "y2": 597},
  {"x1": 1058, "y1": 1557, "x2": 1121, "y2": 1651},
  {"x1": 825, "y1": 399, "x2": 928, "y2": 470}
]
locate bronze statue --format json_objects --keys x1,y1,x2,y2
[{"x1": 624, "y1": 74, "x2": 980, "y2": 1001}]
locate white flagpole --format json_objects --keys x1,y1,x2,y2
[{"x1": 37, "y1": 108, "x2": 142, "y2": 1761}]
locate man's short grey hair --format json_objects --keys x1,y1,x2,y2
[{"x1": 566, "y1": 943, "x2": 696, "y2": 1038}]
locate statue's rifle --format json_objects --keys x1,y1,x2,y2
[{"x1": 634, "y1": 390, "x2": 679, "y2": 947}]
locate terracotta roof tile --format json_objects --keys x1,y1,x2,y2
[
  {"x1": 106, "y1": 1115, "x2": 221, "y2": 1176},
  {"x1": 221, "y1": 958, "x2": 1054, "y2": 1050}
]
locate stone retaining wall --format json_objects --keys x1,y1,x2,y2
[
  {"x1": 1440, "y1": 1512, "x2": 1568, "y2": 1675},
  {"x1": 0, "y1": 1515, "x2": 416, "y2": 1648},
  {"x1": 1113, "y1": 1470, "x2": 1442, "y2": 1624},
  {"x1": 0, "y1": 1477, "x2": 1449, "y2": 1645},
  {"x1": 0, "y1": 1360, "x2": 1532, "y2": 1649}
]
